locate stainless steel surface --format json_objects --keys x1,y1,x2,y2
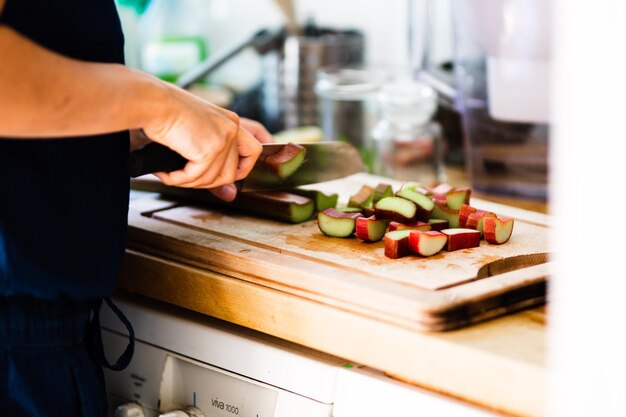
[{"x1": 260, "y1": 29, "x2": 364, "y2": 132}]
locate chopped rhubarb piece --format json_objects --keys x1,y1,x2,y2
[
  {"x1": 336, "y1": 206, "x2": 362, "y2": 214},
  {"x1": 483, "y1": 217, "x2": 515, "y2": 244},
  {"x1": 442, "y1": 228, "x2": 481, "y2": 251},
  {"x1": 388, "y1": 221, "x2": 432, "y2": 232},
  {"x1": 288, "y1": 188, "x2": 338, "y2": 212},
  {"x1": 458, "y1": 204, "x2": 478, "y2": 228},
  {"x1": 430, "y1": 202, "x2": 460, "y2": 228},
  {"x1": 402, "y1": 182, "x2": 430, "y2": 195},
  {"x1": 348, "y1": 185, "x2": 375, "y2": 209},
  {"x1": 384, "y1": 230, "x2": 412, "y2": 259},
  {"x1": 430, "y1": 183, "x2": 454, "y2": 195},
  {"x1": 234, "y1": 191, "x2": 315, "y2": 223},
  {"x1": 428, "y1": 219, "x2": 449, "y2": 231},
  {"x1": 408, "y1": 230, "x2": 448, "y2": 257},
  {"x1": 445, "y1": 187, "x2": 471, "y2": 210},
  {"x1": 466, "y1": 210, "x2": 497, "y2": 237},
  {"x1": 260, "y1": 143, "x2": 306, "y2": 179},
  {"x1": 372, "y1": 183, "x2": 394, "y2": 203},
  {"x1": 317, "y1": 208, "x2": 363, "y2": 238},
  {"x1": 355, "y1": 215, "x2": 390, "y2": 242},
  {"x1": 431, "y1": 194, "x2": 448, "y2": 206},
  {"x1": 395, "y1": 188, "x2": 434, "y2": 221},
  {"x1": 374, "y1": 196, "x2": 417, "y2": 223}
]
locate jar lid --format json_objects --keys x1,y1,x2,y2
[
  {"x1": 377, "y1": 80, "x2": 438, "y2": 125},
  {"x1": 314, "y1": 67, "x2": 389, "y2": 101}
]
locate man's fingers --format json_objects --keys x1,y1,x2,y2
[
  {"x1": 209, "y1": 184, "x2": 238, "y2": 202},
  {"x1": 240, "y1": 118, "x2": 274, "y2": 144},
  {"x1": 195, "y1": 145, "x2": 239, "y2": 189},
  {"x1": 154, "y1": 122, "x2": 262, "y2": 188},
  {"x1": 172, "y1": 144, "x2": 239, "y2": 189},
  {"x1": 157, "y1": 139, "x2": 231, "y2": 187},
  {"x1": 235, "y1": 127, "x2": 263, "y2": 180}
]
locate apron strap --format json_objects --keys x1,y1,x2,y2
[{"x1": 88, "y1": 297, "x2": 135, "y2": 371}]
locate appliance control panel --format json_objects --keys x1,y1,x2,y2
[
  {"x1": 158, "y1": 354, "x2": 278, "y2": 417},
  {"x1": 104, "y1": 330, "x2": 332, "y2": 417}
]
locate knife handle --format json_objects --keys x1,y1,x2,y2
[{"x1": 128, "y1": 142, "x2": 188, "y2": 178}]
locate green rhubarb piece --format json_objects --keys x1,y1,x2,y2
[
  {"x1": 317, "y1": 208, "x2": 363, "y2": 238},
  {"x1": 260, "y1": 143, "x2": 307, "y2": 179},
  {"x1": 395, "y1": 188, "x2": 435, "y2": 221},
  {"x1": 430, "y1": 202, "x2": 460, "y2": 228},
  {"x1": 402, "y1": 182, "x2": 430, "y2": 195},
  {"x1": 374, "y1": 196, "x2": 417, "y2": 223},
  {"x1": 289, "y1": 188, "x2": 339, "y2": 212},
  {"x1": 348, "y1": 185, "x2": 375, "y2": 209},
  {"x1": 445, "y1": 188, "x2": 471, "y2": 211},
  {"x1": 336, "y1": 206, "x2": 364, "y2": 214},
  {"x1": 235, "y1": 191, "x2": 315, "y2": 223},
  {"x1": 372, "y1": 183, "x2": 393, "y2": 203}
]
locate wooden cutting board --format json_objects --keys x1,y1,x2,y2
[{"x1": 128, "y1": 173, "x2": 550, "y2": 331}]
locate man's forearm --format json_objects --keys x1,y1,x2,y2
[
  {"x1": 0, "y1": 19, "x2": 265, "y2": 191},
  {"x1": 0, "y1": 25, "x2": 167, "y2": 138}
]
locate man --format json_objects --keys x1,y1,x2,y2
[{"x1": 0, "y1": 0, "x2": 270, "y2": 415}]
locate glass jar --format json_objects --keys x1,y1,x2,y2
[
  {"x1": 314, "y1": 67, "x2": 389, "y2": 170},
  {"x1": 372, "y1": 80, "x2": 445, "y2": 185}
]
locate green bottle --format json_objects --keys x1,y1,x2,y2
[{"x1": 138, "y1": 0, "x2": 210, "y2": 83}]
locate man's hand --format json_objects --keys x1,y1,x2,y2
[
  {"x1": 239, "y1": 118, "x2": 274, "y2": 144},
  {"x1": 142, "y1": 85, "x2": 263, "y2": 195},
  {"x1": 208, "y1": 117, "x2": 274, "y2": 201},
  {"x1": 139, "y1": 82, "x2": 273, "y2": 201}
]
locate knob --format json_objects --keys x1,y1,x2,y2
[
  {"x1": 114, "y1": 403, "x2": 146, "y2": 417},
  {"x1": 159, "y1": 407, "x2": 205, "y2": 417}
]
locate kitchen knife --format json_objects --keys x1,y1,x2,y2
[{"x1": 128, "y1": 142, "x2": 365, "y2": 191}]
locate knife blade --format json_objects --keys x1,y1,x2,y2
[{"x1": 128, "y1": 142, "x2": 365, "y2": 191}]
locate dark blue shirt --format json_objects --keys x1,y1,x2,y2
[{"x1": 0, "y1": 0, "x2": 130, "y2": 299}]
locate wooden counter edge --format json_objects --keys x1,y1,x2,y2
[{"x1": 118, "y1": 249, "x2": 546, "y2": 417}]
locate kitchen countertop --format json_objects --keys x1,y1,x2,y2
[{"x1": 117, "y1": 173, "x2": 549, "y2": 417}]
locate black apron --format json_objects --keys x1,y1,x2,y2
[{"x1": 0, "y1": 0, "x2": 133, "y2": 415}]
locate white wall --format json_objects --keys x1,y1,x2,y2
[
  {"x1": 209, "y1": 0, "x2": 412, "y2": 67},
  {"x1": 126, "y1": 0, "x2": 449, "y2": 91},
  {"x1": 205, "y1": 0, "x2": 413, "y2": 89},
  {"x1": 293, "y1": 0, "x2": 410, "y2": 68}
]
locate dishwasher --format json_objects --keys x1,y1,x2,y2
[{"x1": 102, "y1": 295, "x2": 497, "y2": 417}]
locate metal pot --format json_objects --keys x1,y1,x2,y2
[{"x1": 259, "y1": 29, "x2": 365, "y2": 132}]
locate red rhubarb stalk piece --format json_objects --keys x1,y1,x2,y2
[
  {"x1": 483, "y1": 217, "x2": 515, "y2": 244},
  {"x1": 428, "y1": 219, "x2": 449, "y2": 231},
  {"x1": 384, "y1": 230, "x2": 412, "y2": 259},
  {"x1": 442, "y1": 228, "x2": 481, "y2": 251},
  {"x1": 458, "y1": 204, "x2": 477, "y2": 228},
  {"x1": 465, "y1": 210, "x2": 497, "y2": 237},
  {"x1": 430, "y1": 183, "x2": 454, "y2": 195},
  {"x1": 259, "y1": 143, "x2": 307, "y2": 179},
  {"x1": 445, "y1": 187, "x2": 472, "y2": 210},
  {"x1": 408, "y1": 230, "x2": 448, "y2": 257},
  {"x1": 395, "y1": 188, "x2": 434, "y2": 222},
  {"x1": 355, "y1": 215, "x2": 390, "y2": 242},
  {"x1": 388, "y1": 221, "x2": 432, "y2": 232}
]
